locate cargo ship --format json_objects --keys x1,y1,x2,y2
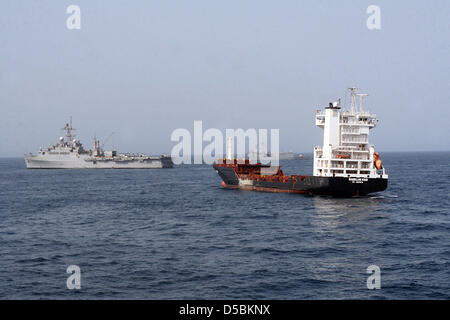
[
  {"x1": 213, "y1": 88, "x2": 388, "y2": 196},
  {"x1": 24, "y1": 117, "x2": 173, "y2": 169}
]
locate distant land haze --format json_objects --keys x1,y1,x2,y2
[{"x1": 0, "y1": 1, "x2": 449, "y2": 156}]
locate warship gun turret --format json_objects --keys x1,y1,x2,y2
[{"x1": 24, "y1": 118, "x2": 173, "y2": 169}]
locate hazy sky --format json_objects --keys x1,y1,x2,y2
[{"x1": 1, "y1": 0, "x2": 449, "y2": 156}]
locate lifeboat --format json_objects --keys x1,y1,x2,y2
[{"x1": 374, "y1": 152, "x2": 382, "y2": 170}]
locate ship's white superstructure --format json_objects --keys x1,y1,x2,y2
[
  {"x1": 24, "y1": 117, "x2": 173, "y2": 169},
  {"x1": 313, "y1": 88, "x2": 388, "y2": 179}
]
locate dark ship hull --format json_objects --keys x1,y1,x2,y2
[{"x1": 213, "y1": 161, "x2": 387, "y2": 197}]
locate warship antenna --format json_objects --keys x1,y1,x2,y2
[
  {"x1": 62, "y1": 116, "x2": 76, "y2": 142},
  {"x1": 356, "y1": 93, "x2": 369, "y2": 113}
]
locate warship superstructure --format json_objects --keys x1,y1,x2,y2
[
  {"x1": 24, "y1": 118, "x2": 173, "y2": 169},
  {"x1": 213, "y1": 88, "x2": 388, "y2": 196}
]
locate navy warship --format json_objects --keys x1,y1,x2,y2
[{"x1": 24, "y1": 118, "x2": 173, "y2": 169}]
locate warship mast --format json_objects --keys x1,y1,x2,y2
[{"x1": 62, "y1": 116, "x2": 76, "y2": 143}]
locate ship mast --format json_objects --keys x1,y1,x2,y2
[
  {"x1": 356, "y1": 93, "x2": 368, "y2": 113},
  {"x1": 349, "y1": 87, "x2": 358, "y2": 114},
  {"x1": 62, "y1": 116, "x2": 76, "y2": 143}
]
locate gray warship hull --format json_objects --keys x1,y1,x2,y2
[{"x1": 24, "y1": 154, "x2": 173, "y2": 169}]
